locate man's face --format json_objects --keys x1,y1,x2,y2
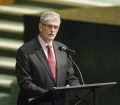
[{"x1": 39, "y1": 19, "x2": 60, "y2": 43}]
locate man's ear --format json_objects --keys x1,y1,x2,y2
[{"x1": 38, "y1": 23, "x2": 42, "y2": 31}]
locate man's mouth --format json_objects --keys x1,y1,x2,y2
[{"x1": 48, "y1": 33, "x2": 54, "y2": 36}]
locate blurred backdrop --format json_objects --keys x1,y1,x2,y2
[{"x1": 0, "y1": 0, "x2": 120, "y2": 105}]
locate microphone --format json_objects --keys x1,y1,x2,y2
[
  {"x1": 68, "y1": 54, "x2": 85, "y2": 85},
  {"x1": 59, "y1": 46, "x2": 85, "y2": 85},
  {"x1": 59, "y1": 46, "x2": 75, "y2": 54}
]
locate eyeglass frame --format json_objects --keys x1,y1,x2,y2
[{"x1": 41, "y1": 23, "x2": 59, "y2": 30}]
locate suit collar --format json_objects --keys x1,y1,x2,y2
[
  {"x1": 34, "y1": 38, "x2": 56, "y2": 84},
  {"x1": 53, "y1": 42, "x2": 64, "y2": 84}
]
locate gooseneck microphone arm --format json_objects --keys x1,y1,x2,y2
[
  {"x1": 59, "y1": 46, "x2": 85, "y2": 85},
  {"x1": 68, "y1": 54, "x2": 85, "y2": 85}
]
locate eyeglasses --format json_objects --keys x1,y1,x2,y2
[{"x1": 42, "y1": 23, "x2": 59, "y2": 30}]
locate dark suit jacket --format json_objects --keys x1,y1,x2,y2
[{"x1": 16, "y1": 38, "x2": 80, "y2": 105}]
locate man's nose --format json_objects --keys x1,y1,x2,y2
[{"x1": 51, "y1": 27, "x2": 55, "y2": 31}]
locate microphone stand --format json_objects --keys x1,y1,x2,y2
[
  {"x1": 68, "y1": 54, "x2": 91, "y2": 105},
  {"x1": 68, "y1": 54, "x2": 85, "y2": 85}
]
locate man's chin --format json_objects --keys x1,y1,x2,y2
[
  {"x1": 49, "y1": 36, "x2": 55, "y2": 40},
  {"x1": 47, "y1": 37, "x2": 54, "y2": 42}
]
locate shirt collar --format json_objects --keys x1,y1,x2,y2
[{"x1": 38, "y1": 35, "x2": 53, "y2": 48}]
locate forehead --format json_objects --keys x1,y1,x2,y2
[{"x1": 45, "y1": 19, "x2": 60, "y2": 25}]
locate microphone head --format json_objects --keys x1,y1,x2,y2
[
  {"x1": 59, "y1": 46, "x2": 75, "y2": 54},
  {"x1": 58, "y1": 46, "x2": 66, "y2": 51}
]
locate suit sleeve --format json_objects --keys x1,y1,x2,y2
[{"x1": 16, "y1": 48, "x2": 47, "y2": 98}]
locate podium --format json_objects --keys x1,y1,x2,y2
[{"x1": 28, "y1": 82, "x2": 116, "y2": 105}]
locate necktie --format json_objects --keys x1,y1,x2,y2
[{"x1": 47, "y1": 45, "x2": 56, "y2": 80}]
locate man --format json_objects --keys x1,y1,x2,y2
[{"x1": 16, "y1": 11, "x2": 80, "y2": 105}]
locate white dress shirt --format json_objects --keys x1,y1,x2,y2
[{"x1": 38, "y1": 35, "x2": 56, "y2": 63}]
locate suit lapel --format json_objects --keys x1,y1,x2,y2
[
  {"x1": 53, "y1": 42, "x2": 63, "y2": 84},
  {"x1": 34, "y1": 38, "x2": 55, "y2": 83}
]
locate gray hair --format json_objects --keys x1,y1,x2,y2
[{"x1": 40, "y1": 11, "x2": 61, "y2": 25}]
